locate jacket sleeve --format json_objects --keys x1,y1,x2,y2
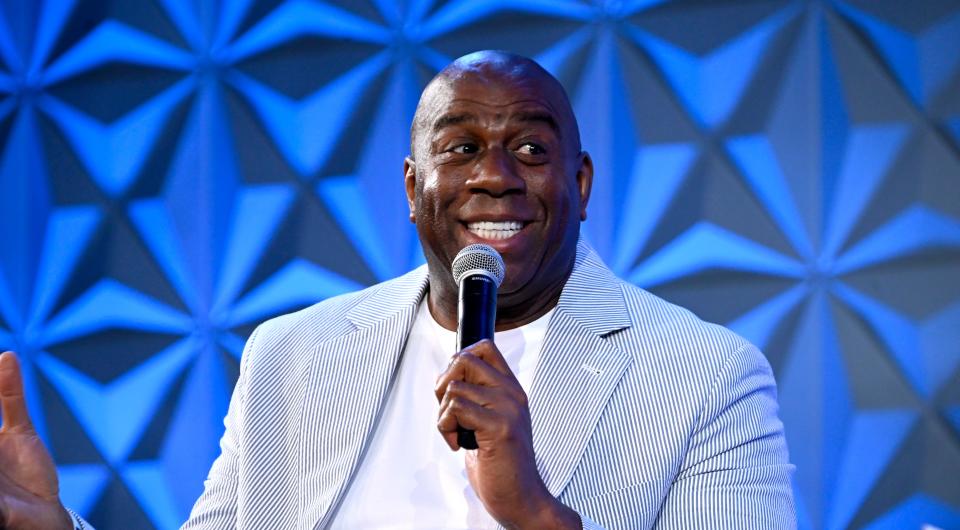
[
  {"x1": 653, "y1": 343, "x2": 796, "y2": 529},
  {"x1": 179, "y1": 327, "x2": 260, "y2": 529}
]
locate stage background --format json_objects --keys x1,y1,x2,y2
[{"x1": 0, "y1": 0, "x2": 958, "y2": 528}]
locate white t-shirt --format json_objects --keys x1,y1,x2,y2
[{"x1": 330, "y1": 298, "x2": 554, "y2": 529}]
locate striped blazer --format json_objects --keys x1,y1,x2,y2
[{"x1": 181, "y1": 241, "x2": 796, "y2": 529}]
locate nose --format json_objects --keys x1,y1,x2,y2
[{"x1": 466, "y1": 147, "x2": 525, "y2": 197}]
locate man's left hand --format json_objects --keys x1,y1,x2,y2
[{"x1": 435, "y1": 339, "x2": 580, "y2": 530}]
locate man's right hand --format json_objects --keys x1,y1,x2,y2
[{"x1": 0, "y1": 351, "x2": 74, "y2": 530}]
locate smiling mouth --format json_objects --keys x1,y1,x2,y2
[{"x1": 466, "y1": 221, "x2": 525, "y2": 240}]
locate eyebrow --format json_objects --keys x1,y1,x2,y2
[
  {"x1": 514, "y1": 111, "x2": 560, "y2": 135},
  {"x1": 431, "y1": 110, "x2": 562, "y2": 136},
  {"x1": 432, "y1": 113, "x2": 476, "y2": 133}
]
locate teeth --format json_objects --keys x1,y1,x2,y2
[{"x1": 466, "y1": 221, "x2": 524, "y2": 240}]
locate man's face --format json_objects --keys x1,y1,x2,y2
[{"x1": 405, "y1": 67, "x2": 592, "y2": 308}]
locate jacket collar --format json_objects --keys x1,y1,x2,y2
[
  {"x1": 555, "y1": 239, "x2": 633, "y2": 334},
  {"x1": 345, "y1": 264, "x2": 429, "y2": 329}
]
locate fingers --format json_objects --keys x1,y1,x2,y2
[
  {"x1": 435, "y1": 349, "x2": 503, "y2": 401},
  {"x1": 437, "y1": 390, "x2": 497, "y2": 450},
  {"x1": 435, "y1": 339, "x2": 525, "y2": 400},
  {"x1": 0, "y1": 351, "x2": 34, "y2": 434},
  {"x1": 434, "y1": 340, "x2": 531, "y2": 452},
  {"x1": 439, "y1": 379, "x2": 499, "y2": 412},
  {"x1": 434, "y1": 349, "x2": 525, "y2": 406},
  {"x1": 437, "y1": 378, "x2": 529, "y2": 451},
  {"x1": 462, "y1": 339, "x2": 512, "y2": 376}
]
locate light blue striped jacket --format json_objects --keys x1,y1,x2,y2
[{"x1": 182, "y1": 241, "x2": 796, "y2": 529}]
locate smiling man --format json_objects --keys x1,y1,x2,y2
[{"x1": 0, "y1": 51, "x2": 795, "y2": 530}]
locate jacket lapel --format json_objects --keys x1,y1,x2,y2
[
  {"x1": 529, "y1": 241, "x2": 633, "y2": 497},
  {"x1": 297, "y1": 267, "x2": 429, "y2": 529}
]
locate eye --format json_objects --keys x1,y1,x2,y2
[
  {"x1": 450, "y1": 143, "x2": 478, "y2": 154},
  {"x1": 517, "y1": 142, "x2": 545, "y2": 155}
]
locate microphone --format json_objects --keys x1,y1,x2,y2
[{"x1": 451, "y1": 244, "x2": 506, "y2": 450}]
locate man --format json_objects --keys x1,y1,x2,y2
[{"x1": 0, "y1": 51, "x2": 795, "y2": 529}]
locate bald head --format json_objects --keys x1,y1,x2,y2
[{"x1": 409, "y1": 51, "x2": 581, "y2": 159}]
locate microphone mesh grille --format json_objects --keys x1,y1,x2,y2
[{"x1": 451, "y1": 244, "x2": 505, "y2": 287}]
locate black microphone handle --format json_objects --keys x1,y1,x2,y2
[{"x1": 455, "y1": 274, "x2": 498, "y2": 450}]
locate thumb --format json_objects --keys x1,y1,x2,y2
[{"x1": 0, "y1": 351, "x2": 35, "y2": 433}]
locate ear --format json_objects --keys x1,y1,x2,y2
[
  {"x1": 404, "y1": 156, "x2": 417, "y2": 223},
  {"x1": 575, "y1": 151, "x2": 594, "y2": 221}
]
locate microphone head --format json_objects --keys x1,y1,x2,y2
[{"x1": 452, "y1": 244, "x2": 506, "y2": 288}]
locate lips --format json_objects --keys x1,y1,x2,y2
[{"x1": 465, "y1": 220, "x2": 524, "y2": 240}]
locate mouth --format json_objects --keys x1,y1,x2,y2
[{"x1": 465, "y1": 220, "x2": 525, "y2": 240}]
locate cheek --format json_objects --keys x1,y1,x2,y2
[
  {"x1": 415, "y1": 175, "x2": 454, "y2": 231},
  {"x1": 420, "y1": 171, "x2": 440, "y2": 194},
  {"x1": 536, "y1": 179, "x2": 576, "y2": 221}
]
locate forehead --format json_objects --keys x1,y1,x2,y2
[{"x1": 423, "y1": 70, "x2": 568, "y2": 129}]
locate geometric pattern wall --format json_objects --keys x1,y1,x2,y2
[{"x1": 1, "y1": 1, "x2": 958, "y2": 528}]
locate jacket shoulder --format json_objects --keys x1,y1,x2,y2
[
  {"x1": 242, "y1": 267, "x2": 425, "y2": 368},
  {"x1": 613, "y1": 280, "x2": 769, "y2": 387},
  {"x1": 620, "y1": 281, "x2": 752, "y2": 349}
]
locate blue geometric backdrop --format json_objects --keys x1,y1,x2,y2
[{"x1": 1, "y1": 0, "x2": 959, "y2": 528}]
